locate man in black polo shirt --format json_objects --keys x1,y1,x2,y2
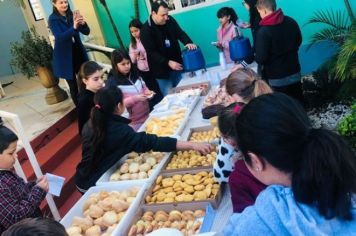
[{"x1": 141, "y1": 1, "x2": 197, "y2": 96}]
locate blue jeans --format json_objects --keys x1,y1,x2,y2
[
  {"x1": 268, "y1": 72, "x2": 301, "y2": 87},
  {"x1": 268, "y1": 73, "x2": 303, "y2": 103},
  {"x1": 156, "y1": 71, "x2": 182, "y2": 96}
]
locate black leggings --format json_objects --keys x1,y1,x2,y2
[
  {"x1": 140, "y1": 70, "x2": 163, "y2": 110},
  {"x1": 66, "y1": 79, "x2": 79, "y2": 106},
  {"x1": 272, "y1": 82, "x2": 304, "y2": 105},
  {"x1": 70, "y1": 42, "x2": 87, "y2": 107}
]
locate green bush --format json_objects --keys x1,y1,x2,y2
[
  {"x1": 337, "y1": 103, "x2": 356, "y2": 149},
  {"x1": 10, "y1": 28, "x2": 53, "y2": 78}
]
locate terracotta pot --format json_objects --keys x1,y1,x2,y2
[{"x1": 36, "y1": 66, "x2": 68, "y2": 105}]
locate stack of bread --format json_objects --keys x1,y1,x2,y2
[
  {"x1": 66, "y1": 187, "x2": 140, "y2": 236},
  {"x1": 128, "y1": 209, "x2": 205, "y2": 236},
  {"x1": 109, "y1": 152, "x2": 165, "y2": 181},
  {"x1": 145, "y1": 172, "x2": 220, "y2": 204}
]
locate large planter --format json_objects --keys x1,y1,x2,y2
[{"x1": 36, "y1": 66, "x2": 68, "y2": 105}]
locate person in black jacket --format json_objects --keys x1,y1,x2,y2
[
  {"x1": 75, "y1": 87, "x2": 213, "y2": 192},
  {"x1": 77, "y1": 61, "x2": 104, "y2": 135},
  {"x1": 255, "y1": 0, "x2": 303, "y2": 102},
  {"x1": 140, "y1": 1, "x2": 197, "y2": 96},
  {"x1": 242, "y1": 0, "x2": 261, "y2": 45}
]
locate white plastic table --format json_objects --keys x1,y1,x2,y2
[{"x1": 178, "y1": 62, "x2": 258, "y2": 88}]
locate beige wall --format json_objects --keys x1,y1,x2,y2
[
  {"x1": 20, "y1": 0, "x2": 48, "y2": 38},
  {"x1": 19, "y1": 0, "x2": 109, "y2": 64},
  {"x1": 72, "y1": 0, "x2": 110, "y2": 63}
]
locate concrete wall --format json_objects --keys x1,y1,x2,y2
[
  {"x1": 0, "y1": 1, "x2": 29, "y2": 78},
  {"x1": 21, "y1": 0, "x2": 48, "y2": 38}
]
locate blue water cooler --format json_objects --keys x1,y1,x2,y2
[
  {"x1": 182, "y1": 48, "x2": 206, "y2": 72},
  {"x1": 229, "y1": 37, "x2": 252, "y2": 62}
]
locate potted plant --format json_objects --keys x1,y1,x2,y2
[{"x1": 10, "y1": 27, "x2": 68, "y2": 105}]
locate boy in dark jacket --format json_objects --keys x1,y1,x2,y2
[
  {"x1": 140, "y1": 1, "x2": 197, "y2": 96},
  {"x1": 255, "y1": 0, "x2": 303, "y2": 102}
]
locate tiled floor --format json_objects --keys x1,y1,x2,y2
[{"x1": 0, "y1": 74, "x2": 75, "y2": 140}]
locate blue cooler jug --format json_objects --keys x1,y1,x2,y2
[
  {"x1": 229, "y1": 37, "x2": 252, "y2": 62},
  {"x1": 182, "y1": 48, "x2": 206, "y2": 72}
]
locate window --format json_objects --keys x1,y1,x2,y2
[
  {"x1": 146, "y1": 0, "x2": 229, "y2": 14},
  {"x1": 28, "y1": 0, "x2": 44, "y2": 21}
]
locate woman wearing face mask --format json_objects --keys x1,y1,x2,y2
[{"x1": 49, "y1": 0, "x2": 90, "y2": 106}]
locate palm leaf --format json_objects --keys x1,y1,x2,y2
[
  {"x1": 336, "y1": 25, "x2": 356, "y2": 81},
  {"x1": 306, "y1": 9, "x2": 352, "y2": 48},
  {"x1": 305, "y1": 10, "x2": 350, "y2": 30},
  {"x1": 310, "y1": 27, "x2": 349, "y2": 45}
]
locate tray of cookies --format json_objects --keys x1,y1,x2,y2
[{"x1": 143, "y1": 169, "x2": 223, "y2": 209}]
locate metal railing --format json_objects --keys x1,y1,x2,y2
[
  {"x1": 0, "y1": 110, "x2": 61, "y2": 220},
  {"x1": 83, "y1": 42, "x2": 114, "y2": 72}
]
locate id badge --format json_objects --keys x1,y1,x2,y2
[{"x1": 164, "y1": 39, "x2": 171, "y2": 48}]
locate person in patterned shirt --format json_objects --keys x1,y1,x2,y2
[{"x1": 0, "y1": 125, "x2": 48, "y2": 234}]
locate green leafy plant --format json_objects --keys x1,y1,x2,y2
[
  {"x1": 303, "y1": 58, "x2": 342, "y2": 108},
  {"x1": 10, "y1": 28, "x2": 53, "y2": 78},
  {"x1": 305, "y1": 2, "x2": 355, "y2": 82},
  {"x1": 306, "y1": 10, "x2": 351, "y2": 46},
  {"x1": 335, "y1": 24, "x2": 356, "y2": 81},
  {"x1": 337, "y1": 103, "x2": 356, "y2": 149}
]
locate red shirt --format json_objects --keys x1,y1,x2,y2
[{"x1": 229, "y1": 160, "x2": 267, "y2": 213}]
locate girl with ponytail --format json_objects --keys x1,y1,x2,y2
[
  {"x1": 77, "y1": 61, "x2": 104, "y2": 135},
  {"x1": 225, "y1": 67, "x2": 272, "y2": 102},
  {"x1": 75, "y1": 87, "x2": 213, "y2": 193},
  {"x1": 224, "y1": 93, "x2": 356, "y2": 235},
  {"x1": 215, "y1": 103, "x2": 267, "y2": 214},
  {"x1": 213, "y1": 68, "x2": 271, "y2": 213}
]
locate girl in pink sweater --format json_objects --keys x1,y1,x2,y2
[
  {"x1": 128, "y1": 19, "x2": 163, "y2": 108},
  {"x1": 107, "y1": 49, "x2": 154, "y2": 130},
  {"x1": 216, "y1": 7, "x2": 241, "y2": 63}
]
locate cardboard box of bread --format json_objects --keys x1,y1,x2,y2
[
  {"x1": 144, "y1": 169, "x2": 223, "y2": 209},
  {"x1": 125, "y1": 202, "x2": 217, "y2": 236},
  {"x1": 61, "y1": 183, "x2": 146, "y2": 236}
]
